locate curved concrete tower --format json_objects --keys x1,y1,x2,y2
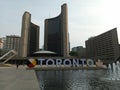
[
  {"x1": 44, "y1": 4, "x2": 69, "y2": 57},
  {"x1": 19, "y1": 12, "x2": 39, "y2": 57}
]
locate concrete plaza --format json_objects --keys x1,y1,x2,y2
[{"x1": 0, "y1": 65, "x2": 40, "y2": 90}]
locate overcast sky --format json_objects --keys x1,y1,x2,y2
[{"x1": 0, "y1": 0, "x2": 120, "y2": 49}]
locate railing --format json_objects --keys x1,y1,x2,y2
[{"x1": 0, "y1": 50, "x2": 17, "y2": 64}]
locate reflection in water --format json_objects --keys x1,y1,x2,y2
[{"x1": 36, "y1": 62, "x2": 120, "y2": 90}]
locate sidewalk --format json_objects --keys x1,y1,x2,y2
[{"x1": 0, "y1": 66, "x2": 40, "y2": 90}]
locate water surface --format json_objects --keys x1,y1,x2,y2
[{"x1": 36, "y1": 69, "x2": 120, "y2": 90}]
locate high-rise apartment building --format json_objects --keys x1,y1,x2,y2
[
  {"x1": 5, "y1": 35, "x2": 20, "y2": 53},
  {"x1": 85, "y1": 28, "x2": 120, "y2": 63},
  {"x1": 19, "y1": 12, "x2": 39, "y2": 57},
  {"x1": 44, "y1": 4, "x2": 69, "y2": 57}
]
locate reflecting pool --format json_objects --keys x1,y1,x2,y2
[{"x1": 36, "y1": 69, "x2": 120, "y2": 90}]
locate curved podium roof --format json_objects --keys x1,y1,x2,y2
[{"x1": 33, "y1": 50, "x2": 57, "y2": 54}]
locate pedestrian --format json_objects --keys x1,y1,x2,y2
[{"x1": 16, "y1": 63, "x2": 19, "y2": 69}]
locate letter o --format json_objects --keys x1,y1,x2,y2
[
  {"x1": 46, "y1": 59, "x2": 55, "y2": 66},
  {"x1": 63, "y1": 59, "x2": 71, "y2": 66},
  {"x1": 87, "y1": 59, "x2": 94, "y2": 67}
]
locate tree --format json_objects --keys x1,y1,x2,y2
[{"x1": 69, "y1": 51, "x2": 79, "y2": 57}]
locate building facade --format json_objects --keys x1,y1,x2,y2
[
  {"x1": 5, "y1": 35, "x2": 20, "y2": 53},
  {"x1": 85, "y1": 28, "x2": 120, "y2": 63},
  {"x1": 44, "y1": 4, "x2": 69, "y2": 57},
  {"x1": 0, "y1": 38, "x2": 3, "y2": 49},
  {"x1": 19, "y1": 11, "x2": 39, "y2": 57}
]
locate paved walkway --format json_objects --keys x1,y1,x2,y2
[{"x1": 0, "y1": 65, "x2": 40, "y2": 90}]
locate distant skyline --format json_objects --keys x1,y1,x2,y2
[{"x1": 0, "y1": 0, "x2": 120, "y2": 49}]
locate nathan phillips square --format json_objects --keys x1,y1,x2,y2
[{"x1": 0, "y1": 1, "x2": 120, "y2": 90}]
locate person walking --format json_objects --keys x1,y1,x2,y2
[{"x1": 16, "y1": 63, "x2": 19, "y2": 69}]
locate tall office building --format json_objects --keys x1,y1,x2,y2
[
  {"x1": 19, "y1": 11, "x2": 39, "y2": 57},
  {"x1": 44, "y1": 4, "x2": 69, "y2": 57},
  {"x1": 85, "y1": 28, "x2": 120, "y2": 63},
  {"x1": 4, "y1": 35, "x2": 20, "y2": 53}
]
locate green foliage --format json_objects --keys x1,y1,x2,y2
[{"x1": 69, "y1": 51, "x2": 79, "y2": 57}]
